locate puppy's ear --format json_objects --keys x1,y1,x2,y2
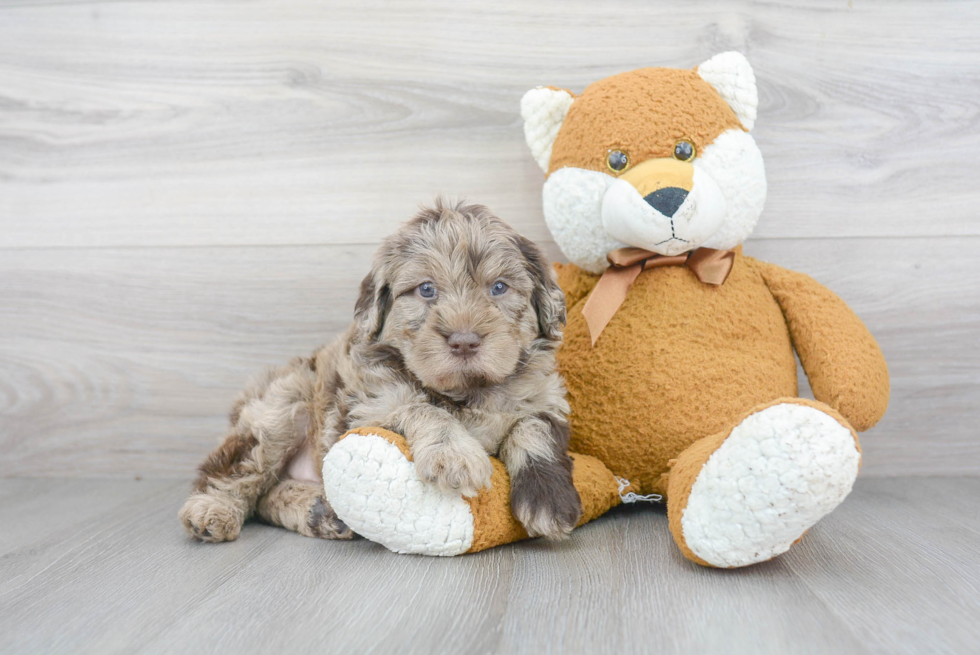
[
  {"x1": 514, "y1": 235, "x2": 565, "y2": 342},
  {"x1": 353, "y1": 268, "x2": 392, "y2": 342}
]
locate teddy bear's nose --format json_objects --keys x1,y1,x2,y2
[{"x1": 644, "y1": 187, "x2": 689, "y2": 217}]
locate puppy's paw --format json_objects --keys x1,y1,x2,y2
[
  {"x1": 179, "y1": 493, "x2": 245, "y2": 543},
  {"x1": 414, "y1": 435, "x2": 493, "y2": 498},
  {"x1": 511, "y1": 465, "x2": 582, "y2": 540},
  {"x1": 307, "y1": 496, "x2": 355, "y2": 540}
]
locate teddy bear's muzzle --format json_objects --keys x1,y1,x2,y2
[{"x1": 601, "y1": 161, "x2": 727, "y2": 257}]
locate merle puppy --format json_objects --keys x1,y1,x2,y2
[{"x1": 179, "y1": 200, "x2": 581, "y2": 543}]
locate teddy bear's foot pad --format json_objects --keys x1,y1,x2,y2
[
  {"x1": 680, "y1": 402, "x2": 861, "y2": 568},
  {"x1": 322, "y1": 429, "x2": 475, "y2": 556}
]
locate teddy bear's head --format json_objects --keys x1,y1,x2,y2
[{"x1": 521, "y1": 52, "x2": 767, "y2": 273}]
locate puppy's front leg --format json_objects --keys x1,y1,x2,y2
[
  {"x1": 386, "y1": 404, "x2": 493, "y2": 497},
  {"x1": 499, "y1": 415, "x2": 582, "y2": 539}
]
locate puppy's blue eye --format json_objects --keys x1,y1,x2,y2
[
  {"x1": 418, "y1": 282, "x2": 436, "y2": 299},
  {"x1": 491, "y1": 281, "x2": 509, "y2": 296}
]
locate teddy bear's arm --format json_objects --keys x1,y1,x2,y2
[
  {"x1": 755, "y1": 260, "x2": 890, "y2": 432},
  {"x1": 553, "y1": 262, "x2": 599, "y2": 309}
]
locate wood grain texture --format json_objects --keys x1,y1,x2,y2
[
  {"x1": 1, "y1": 0, "x2": 978, "y2": 479},
  {"x1": 1, "y1": 237, "x2": 978, "y2": 478},
  {"x1": 0, "y1": 477, "x2": 978, "y2": 654},
  {"x1": 1, "y1": 0, "x2": 979, "y2": 248}
]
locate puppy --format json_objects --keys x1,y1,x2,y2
[{"x1": 179, "y1": 200, "x2": 582, "y2": 544}]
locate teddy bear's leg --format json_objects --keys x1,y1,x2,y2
[
  {"x1": 322, "y1": 427, "x2": 622, "y2": 556},
  {"x1": 667, "y1": 398, "x2": 861, "y2": 568}
]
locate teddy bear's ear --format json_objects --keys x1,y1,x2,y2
[
  {"x1": 696, "y1": 52, "x2": 758, "y2": 131},
  {"x1": 521, "y1": 87, "x2": 575, "y2": 173}
]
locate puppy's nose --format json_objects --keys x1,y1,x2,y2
[
  {"x1": 644, "y1": 187, "x2": 689, "y2": 217},
  {"x1": 447, "y1": 332, "x2": 482, "y2": 357}
]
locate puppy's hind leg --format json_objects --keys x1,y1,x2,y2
[
  {"x1": 257, "y1": 480, "x2": 353, "y2": 540},
  {"x1": 179, "y1": 359, "x2": 317, "y2": 542},
  {"x1": 179, "y1": 429, "x2": 258, "y2": 542}
]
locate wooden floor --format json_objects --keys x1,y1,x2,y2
[{"x1": 0, "y1": 476, "x2": 977, "y2": 655}]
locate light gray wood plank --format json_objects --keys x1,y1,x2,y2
[
  {"x1": 0, "y1": 481, "x2": 186, "y2": 606},
  {"x1": 0, "y1": 244, "x2": 375, "y2": 479},
  {"x1": 498, "y1": 504, "x2": 871, "y2": 655},
  {"x1": 784, "y1": 477, "x2": 980, "y2": 655},
  {"x1": 1, "y1": 0, "x2": 979, "y2": 248},
  {"x1": 146, "y1": 526, "x2": 515, "y2": 655},
  {"x1": 1, "y1": 237, "x2": 977, "y2": 479},
  {"x1": 0, "y1": 479, "x2": 283, "y2": 654},
  {"x1": 0, "y1": 477, "x2": 978, "y2": 654},
  {"x1": 0, "y1": 478, "x2": 174, "y2": 556}
]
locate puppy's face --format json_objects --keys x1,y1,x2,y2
[{"x1": 355, "y1": 202, "x2": 565, "y2": 394}]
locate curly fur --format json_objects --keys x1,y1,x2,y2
[{"x1": 179, "y1": 200, "x2": 580, "y2": 542}]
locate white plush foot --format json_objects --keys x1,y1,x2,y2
[
  {"x1": 322, "y1": 432, "x2": 475, "y2": 556},
  {"x1": 681, "y1": 403, "x2": 861, "y2": 568}
]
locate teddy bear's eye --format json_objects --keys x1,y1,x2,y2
[
  {"x1": 673, "y1": 140, "x2": 696, "y2": 162},
  {"x1": 606, "y1": 150, "x2": 630, "y2": 173}
]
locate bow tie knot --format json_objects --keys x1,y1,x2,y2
[{"x1": 581, "y1": 247, "x2": 736, "y2": 345}]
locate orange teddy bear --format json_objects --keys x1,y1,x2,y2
[{"x1": 323, "y1": 52, "x2": 889, "y2": 567}]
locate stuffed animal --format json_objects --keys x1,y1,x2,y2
[{"x1": 322, "y1": 52, "x2": 889, "y2": 567}]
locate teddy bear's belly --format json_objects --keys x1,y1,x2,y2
[{"x1": 557, "y1": 264, "x2": 798, "y2": 495}]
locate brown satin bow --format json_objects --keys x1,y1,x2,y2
[{"x1": 581, "y1": 247, "x2": 736, "y2": 345}]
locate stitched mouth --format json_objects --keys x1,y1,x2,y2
[
  {"x1": 653, "y1": 218, "x2": 689, "y2": 246},
  {"x1": 653, "y1": 236, "x2": 688, "y2": 246}
]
